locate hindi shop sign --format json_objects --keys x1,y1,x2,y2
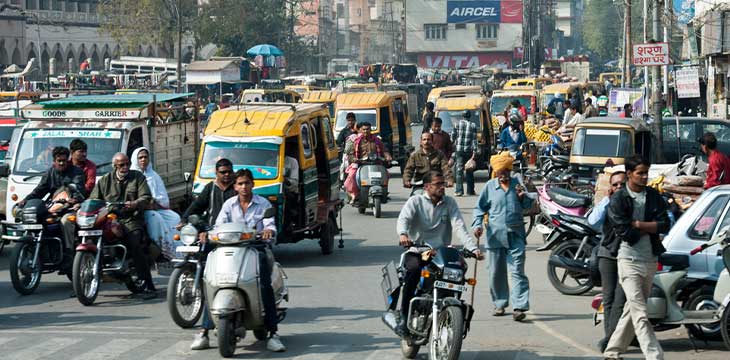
[
  {"x1": 632, "y1": 43, "x2": 670, "y2": 66},
  {"x1": 675, "y1": 67, "x2": 701, "y2": 99}
]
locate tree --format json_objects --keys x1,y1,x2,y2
[{"x1": 582, "y1": 0, "x2": 643, "y2": 66}]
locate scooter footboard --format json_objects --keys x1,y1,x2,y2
[{"x1": 210, "y1": 289, "x2": 246, "y2": 316}]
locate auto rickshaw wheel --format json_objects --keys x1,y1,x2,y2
[{"x1": 319, "y1": 217, "x2": 336, "y2": 255}]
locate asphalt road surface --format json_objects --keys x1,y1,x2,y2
[{"x1": 0, "y1": 170, "x2": 728, "y2": 360}]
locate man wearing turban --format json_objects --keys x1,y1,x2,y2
[{"x1": 472, "y1": 153, "x2": 533, "y2": 322}]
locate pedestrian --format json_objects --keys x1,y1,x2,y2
[
  {"x1": 603, "y1": 155, "x2": 669, "y2": 360},
  {"x1": 584, "y1": 98, "x2": 598, "y2": 118},
  {"x1": 337, "y1": 112, "x2": 357, "y2": 149},
  {"x1": 451, "y1": 110, "x2": 478, "y2": 196},
  {"x1": 512, "y1": 100, "x2": 528, "y2": 121},
  {"x1": 472, "y1": 152, "x2": 533, "y2": 321},
  {"x1": 566, "y1": 104, "x2": 584, "y2": 126},
  {"x1": 620, "y1": 103, "x2": 633, "y2": 118},
  {"x1": 422, "y1": 101, "x2": 435, "y2": 133},
  {"x1": 562, "y1": 99, "x2": 573, "y2": 125},
  {"x1": 429, "y1": 117, "x2": 453, "y2": 162},
  {"x1": 700, "y1": 132, "x2": 730, "y2": 189}
]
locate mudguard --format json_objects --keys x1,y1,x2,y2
[
  {"x1": 536, "y1": 229, "x2": 564, "y2": 252},
  {"x1": 210, "y1": 288, "x2": 246, "y2": 316},
  {"x1": 75, "y1": 242, "x2": 98, "y2": 253},
  {"x1": 369, "y1": 185, "x2": 384, "y2": 197}
]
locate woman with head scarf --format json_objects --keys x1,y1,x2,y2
[{"x1": 131, "y1": 147, "x2": 181, "y2": 260}]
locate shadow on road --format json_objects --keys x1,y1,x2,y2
[
  {"x1": 461, "y1": 350, "x2": 593, "y2": 359},
  {"x1": 285, "y1": 306, "x2": 384, "y2": 324},
  {"x1": 0, "y1": 280, "x2": 75, "y2": 309},
  {"x1": 234, "y1": 331, "x2": 399, "y2": 358},
  {"x1": 274, "y1": 243, "x2": 402, "y2": 269},
  {"x1": 0, "y1": 311, "x2": 148, "y2": 329}
]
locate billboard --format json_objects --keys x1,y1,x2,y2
[
  {"x1": 418, "y1": 52, "x2": 513, "y2": 69},
  {"x1": 446, "y1": 1, "x2": 523, "y2": 24}
]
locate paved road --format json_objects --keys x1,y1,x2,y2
[{"x1": 0, "y1": 170, "x2": 728, "y2": 359}]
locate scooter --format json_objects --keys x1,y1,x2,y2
[
  {"x1": 203, "y1": 208, "x2": 289, "y2": 358},
  {"x1": 534, "y1": 183, "x2": 592, "y2": 238},
  {"x1": 592, "y1": 227, "x2": 730, "y2": 348},
  {"x1": 355, "y1": 153, "x2": 393, "y2": 218}
]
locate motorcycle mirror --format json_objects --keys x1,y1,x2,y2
[{"x1": 263, "y1": 207, "x2": 276, "y2": 219}]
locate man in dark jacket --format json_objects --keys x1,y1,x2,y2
[
  {"x1": 21, "y1": 146, "x2": 86, "y2": 258},
  {"x1": 603, "y1": 155, "x2": 668, "y2": 360},
  {"x1": 421, "y1": 101, "x2": 435, "y2": 134},
  {"x1": 90, "y1": 152, "x2": 156, "y2": 297}
]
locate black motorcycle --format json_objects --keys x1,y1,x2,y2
[
  {"x1": 3, "y1": 197, "x2": 74, "y2": 295},
  {"x1": 381, "y1": 244, "x2": 477, "y2": 360},
  {"x1": 536, "y1": 212, "x2": 601, "y2": 296},
  {"x1": 167, "y1": 215, "x2": 208, "y2": 328}
]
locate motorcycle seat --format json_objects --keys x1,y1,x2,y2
[
  {"x1": 547, "y1": 187, "x2": 591, "y2": 208},
  {"x1": 556, "y1": 213, "x2": 596, "y2": 233},
  {"x1": 551, "y1": 155, "x2": 570, "y2": 165},
  {"x1": 659, "y1": 253, "x2": 689, "y2": 271}
]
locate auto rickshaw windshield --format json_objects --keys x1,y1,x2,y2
[
  {"x1": 335, "y1": 109, "x2": 377, "y2": 131},
  {"x1": 200, "y1": 141, "x2": 279, "y2": 180},
  {"x1": 571, "y1": 128, "x2": 633, "y2": 157},
  {"x1": 491, "y1": 96, "x2": 533, "y2": 115},
  {"x1": 436, "y1": 110, "x2": 481, "y2": 134}
]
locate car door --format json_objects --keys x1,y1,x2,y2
[
  {"x1": 680, "y1": 195, "x2": 730, "y2": 279},
  {"x1": 708, "y1": 198, "x2": 730, "y2": 278}
]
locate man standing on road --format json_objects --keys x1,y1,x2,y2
[
  {"x1": 700, "y1": 132, "x2": 730, "y2": 189},
  {"x1": 430, "y1": 117, "x2": 453, "y2": 162},
  {"x1": 403, "y1": 133, "x2": 453, "y2": 192},
  {"x1": 472, "y1": 153, "x2": 533, "y2": 322},
  {"x1": 421, "y1": 101, "x2": 435, "y2": 133},
  {"x1": 603, "y1": 155, "x2": 669, "y2": 360},
  {"x1": 584, "y1": 98, "x2": 598, "y2": 118},
  {"x1": 451, "y1": 111, "x2": 478, "y2": 196},
  {"x1": 396, "y1": 171, "x2": 482, "y2": 335}
]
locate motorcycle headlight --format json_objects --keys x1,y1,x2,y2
[
  {"x1": 22, "y1": 213, "x2": 37, "y2": 224},
  {"x1": 180, "y1": 224, "x2": 198, "y2": 245},
  {"x1": 442, "y1": 268, "x2": 464, "y2": 283},
  {"x1": 77, "y1": 215, "x2": 96, "y2": 229}
]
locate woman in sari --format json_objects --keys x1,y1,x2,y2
[{"x1": 131, "y1": 147, "x2": 180, "y2": 259}]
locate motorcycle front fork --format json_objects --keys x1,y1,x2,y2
[
  {"x1": 30, "y1": 230, "x2": 43, "y2": 271},
  {"x1": 431, "y1": 286, "x2": 439, "y2": 343},
  {"x1": 93, "y1": 238, "x2": 103, "y2": 278},
  {"x1": 192, "y1": 260, "x2": 203, "y2": 295}
]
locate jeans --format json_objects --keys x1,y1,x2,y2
[
  {"x1": 255, "y1": 243, "x2": 279, "y2": 333},
  {"x1": 454, "y1": 151, "x2": 475, "y2": 195},
  {"x1": 604, "y1": 259, "x2": 663, "y2": 360},
  {"x1": 598, "y1": 257, "x2": 627, "y2": 350},
  {"x1": 487, "y1": 232, "x2": 530, "y2": 310}
]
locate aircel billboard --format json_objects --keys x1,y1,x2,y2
[{"x1": 446, "y1": 0, "x2": 523, "y2": 24}]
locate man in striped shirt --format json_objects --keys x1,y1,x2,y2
[{"x1": 450, "y1": 111, "x2": 478, "y2": 196}]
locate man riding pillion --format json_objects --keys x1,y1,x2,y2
[
  {"x1": 403, "y1": 132, "x2": 453, "y2": 194},
  {"x1": 89, "y1": 152, "x2": 156, "y2": 298},
  {"x1": 213, "y1": 169, "x2": 286, "y2": 352},
  {"x1": 395, "y1": 171, "x2": 482, "y2": 335},
  {"x1": 19, "y1": 146, "x2": 87, "y2": 270}
]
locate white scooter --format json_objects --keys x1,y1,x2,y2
[{"x1": 202, "y1": 208, "x2": 289, "y2": 358}]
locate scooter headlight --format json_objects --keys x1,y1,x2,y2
[
  {"x1": 442, "y1": 268, "x2": 464, "y2": 283},
  {"x1": 180, "y1": 224, "x2": 198, "y2": 245}
]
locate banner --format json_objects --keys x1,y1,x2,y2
[
  {"x1": 418, "y1": 53, "x2": 512, "y2": 69},
  {"x1": 446, "y1": 1, "x2": 523, "y2": 24},
  {"x1": 676, "y1": 67, "x2": 700, "y2": 98},
  {"x1": 632, "y1": 43, "x2": 670, "y2": 66},
  {"x1": 674, "y1": 0, "x2": 695, "y2": 25}
]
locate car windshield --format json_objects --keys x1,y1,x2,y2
[
  {"x1": 199, "y1": 141, "x2": 279, "y2": 180},
  {"x1": 436, "y1": 110, "x2": 481, "y2": 134},
  {"x1": 491, "y1": 96, "x2": 533, "y2": 115},
  {"x1": 571, "y1": 128, "x2": 633, "y2": 157},
  {"x1": 13, "y1": 129, "x2": 123, "y2": 175},
  {"x1": 335, "y1": 109, "x2": 377, "y2": 131}
]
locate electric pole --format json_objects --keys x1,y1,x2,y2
[
  {"x1": 652, "y1": 0, "x2": 664, "y2": 163},
  {"x1": 623, "y1": 0, "x2": 631, "y2": 88}
]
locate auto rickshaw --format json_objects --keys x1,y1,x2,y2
[
  {"x1": 285, "y1": 84, "x2": 326, "y2": 95},
  {"x1": 426, "y1": 85, "x2": 482, "y2": 104},
  {"x1": 541, "y1": 82, "x2": 586, "y2": 116},
  {"x1": 0, "y1": 91, "x2": 41, "y2": 102},
  {"x1": 194, "y1": 103, "x2": 343, "y2": 254},
  {"x1": 569, "y1": 117, "x2": 653, "y2": 179},
  {"x1": 239, "y1": 88, "x2": 302, "y2": 104},
  {"x1": 434, "y1": 95, "x2": 494, "y2": 169},
  {"x1": 490, "y1": 89, "x2": 539, "y2": 125},
  {"x1": 502, "y1": 77, "x2": 552, "y2": 90},
  {"x1": 334, "y1": 91, "x2": 414, "y2": 172},
  {"x1": 302, "y1": 90, "x2": 338, "y2": 118},
  {"x1": 344, "y1": 83, "x2": 378, "y2": 93}
]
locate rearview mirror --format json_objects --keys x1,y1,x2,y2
[
  {"x1": 263, "y1": 207, "x2": 276, "y2": 219},
  {"x1": 0, "y1": 163, "x2": 9, "y2": 177}
]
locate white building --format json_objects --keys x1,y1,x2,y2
[{"x1": 404, "y1": 0, "x2": 523, "y2": 69}]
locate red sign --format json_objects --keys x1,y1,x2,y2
[
  {"x1": 632, "y1": 43, "x2": 670, "y2": 66},
  {"x1": 500, "y1": 0, "x2": 523, "y2": 23},
  {"x1": 418, "y1": 53, "x2": 513, "y2": 69}
]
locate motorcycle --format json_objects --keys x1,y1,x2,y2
[
  {"x1": 167, "y1": 215, "x2": 208, "y2": 328},
  {"x1": 203, "y1": 207, "x2": 289, "y2": 358},
  {"x1": 2, "y1": 192, "x2": 75, "y2": 295},
  {"x1": 381, "y1": 244, "x2": 478, "y2": 360},
  {"x1": 354, "y1": 153, "x2": 393, "y2": 218},
  {"x1": 71, "y1": 199, "x2": 154, "y2": 306},
  {"x1": 536, "y1": 212, "x2": 600, "y2": 295},
  {"x1": 534, "y1": 183, "x2": 592, "y2": 239},
  {"x1": 591, "y1": 226, "x2": 730, "y2": 348}
]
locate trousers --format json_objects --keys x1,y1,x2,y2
[
  {"x1": 453, "y1": 151, "x2": 475, "y2": 195},
  {"x1": 125, "y1": 229, "x2": 153, "y2": 285},
  {"x1": 487, "y1": 232, "x2": 530, "y2": 311},
  {"x1": 400, "y1": 252, "x2": 423, "y2": 319},
  {"x1": 598, "y1": 257, "x2": 627, "y2": 350}
]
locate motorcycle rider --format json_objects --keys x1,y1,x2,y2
[
  {"x1": 19, "y1": 146, "x2": 86, "y2": 270},
  {"x1": 395, "y1": 171, "x2": 481, "y2": 335},
  {"x1": 215, "y1": 168, "x2": 286, "y2": 352},
  {"x1": 403, "y1": 132, "x2": 453, "y2": 192},
  {"x1": 69, "y1": 139, "x2": 97, "y2": 194},
  {"x1": 89, "y1": 152, "x2": 156, "y2": 298}
]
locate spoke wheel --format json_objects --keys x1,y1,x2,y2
[
  {"x1": 167, "y1": 265, "x2": 204, "y2": 328},
  {"x1": 546, "y1": 239, "x2": 594, "y2": 295},
  {"x1": 10, "y1": 242, "x2": 42, "y2": 295},
  {"x1": 429, "y1": 306, "x2": 463, "y2": 360},
  {"x1": 73, "y1": 251, "x2": 99, "y2": 306}
]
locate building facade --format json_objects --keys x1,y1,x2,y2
[{"x1": 404, "y1": 0, "x2": 523, "y2": 69}]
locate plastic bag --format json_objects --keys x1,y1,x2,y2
[{"x1": 465, "y1": 158, "x2": 476, "y2": 171}]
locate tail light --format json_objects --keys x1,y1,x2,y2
[
  {"x1": 591, "y1": 294, "x2": 603, "y2": 310},
  {"x1": 551, "y1": 218, "x2": 561, "y2": 227},
  {"x1": 656, "y1": 262, "x2": 663, "y2": 271}
]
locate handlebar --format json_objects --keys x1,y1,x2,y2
[{"x1": 690, "y1": 243, "x2": 709, "y2": 255}]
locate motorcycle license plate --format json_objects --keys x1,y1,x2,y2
[
  {"x1": 176, "y1": 245, "x2": 199, "y2": 253},
  {"x1": 434, "y1": 280, "x2": 467, "y2": 292},
  {"x1": 18, "y1": 224, "x2": 43, "y2": 230},
  {"x1": 78, "y1": 230, "x2": 103, "y2": 237}
]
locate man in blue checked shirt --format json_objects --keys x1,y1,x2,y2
[{"x1": 451, "y1": 110, "x2": 478, "y2": 196}]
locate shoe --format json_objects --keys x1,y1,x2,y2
[
  {"x1": 141, "y1": 288, "x2": 157, "y2": 300},
  {"x1": 455, "y1": 193, "x2": 464, "y2": 197},
  {"x1": 266, "y1": 334, "x2": 286, "y2": 352},
  {"x1": 492, "y1": 308, "x2": 505, "y2": 316},
  {"x1": 190, "y1": 333, "x2": 210, "y2": 350},
  {"x1": 513, "y1": 309, "x2": 526, "y2": 322},
  {"x1": 467, "y1": 192, "x2": 477, "y2": 196},
  {"x1": 395, "y1": 318, "x2": 409, "y2": 337}
]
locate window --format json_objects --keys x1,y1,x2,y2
[
  {"x1": 38, "y1": 0, "x2": 48, "y2": 10},
  {"x1": 65, "y1": 0, "x2": 76, "y2": 12},
  {"x1": 455, "y1": 24, "x2": 466, "y2": 30},
  {"x1": 26, "y1": 0, "x2": 36, "y2": 10},
  {"x1": 321, "y1": 117, "x2": 336, "y2": 149},
  {"x1": 662, "y1": 122, "x2": 695, "y2": 142},
  {"x1": 127, "y1": 127, "x2": 144, "y2": 158},
  {"x1": 703, "y1": 122, "x2": 730, "y2": 143},
  {"x1": 476, "y1": 24, "x2": 499, "y2": 40},
  {"x1": 301, "y1": 124, "x2": 312, "y2": 158},
  {"x1": 52, "y1": 0, "x2": 61, "y2": 11},
  {"x1": 89, "y1": 1, "x2": 96, "y2": 13},
  {"x1": 689, "y1": 196, "x2": 730, "y2": 240},
  {"x1": 425, "y1": 24, "x2": 447, "y2": 40},
  {"x1": 77, "y1": 1, "x2": 85, "y2": 12}
]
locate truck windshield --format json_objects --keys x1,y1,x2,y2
[
  {"x1": 571, "y1": 128, "x2": 633, "y2": 157},
  {"x1": 13, "y1": 129, "x2": 123, "y2": 175},
  {"x1": 436, "y1": 110, "x2": 481, "y2": 134},
  {"x1": 199, "y1": 141, "x2": 279, "y2": 180},
  {"x1": 335, "y1": 109, "x2": 377, "y2": 131}
]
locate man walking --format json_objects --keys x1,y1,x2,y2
[
  {"x1": 700, "y1": 132, "x2": 730, "y2": 189},
  {"x1": 603, "y1": 155, "x2": 669, "y2": 360},
  {"x1": 472, "y1": 153, "x2": 533, "y2": 321},
  {"x1": 451, "y1": 111, "x2": 478, "y2": 196},
  {"x1": 421, "y1": 101, "x2": 435, "y2": 133},
  {"x1": 584, "y1": 98, "x2": 598, "y2": 118}
]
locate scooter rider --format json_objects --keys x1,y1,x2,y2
[
  {"x1": 214, "y1": 168, "x2": 286, "y2": 353},
  {"x1": 395, "y1": 171, "x2": 482, "y2": 335}
]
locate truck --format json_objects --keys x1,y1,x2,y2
[{"x1": 0, "y1": 93, "x2": 200, "y2": 222}]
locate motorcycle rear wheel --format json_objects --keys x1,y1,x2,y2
[
  {"x1": 400, "y1": 338, "x2": 420, "y2": 359},
  {"x1": 73, "y1": 251, "x2": 99, "y2": 306},
  {"x1": 125, "y1": 265, "x2": 148, "y2": 294},
  {"x1": 10, "y1": 242, "x2": 42, "y2": 295},
  {"x1": 218, "y1": 316, "x2": 237, "y2": 358},
  {"x1": 546, "y1": 239, "x2": 594, "y2": 296},
  {"x1": 721, "y1": 304, "x2": 730, "y2": 351},
  {"x1": 167, "y1": 265, "x2": 204, "y2": 328},
  {"x1": 429, "y1": 306, "x2": 463, "y2": 360}
]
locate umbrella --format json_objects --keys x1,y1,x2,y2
[{"x1": 246, "y1": 44, "x2": 284, "y2": 57}]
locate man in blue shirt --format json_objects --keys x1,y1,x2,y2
[
  {"x1": 472, "y1": 153, "x2": 534, "y2": 321},
  {"x1": 588, "y1": 171, "x2": 627, "y2": 232}
]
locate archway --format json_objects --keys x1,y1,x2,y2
[
  {"x1": 146, "y1": 46, "x2": 154, "y2": 58},
  {"x1": 91, "y1": 51, "x2": 100, "y2": 70},
  {"x1": 41, "y1": 48, "x2": 50, "y2": 75},
  {"x1": 182, "y1": 49, "x2": 193, "y2": 63},
  {"x1": 11, "y1": 47, "x2": 21, "y2": 65},
  {"x1": 0, "y1": 47, "x2": 8, "y2": 66}
]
